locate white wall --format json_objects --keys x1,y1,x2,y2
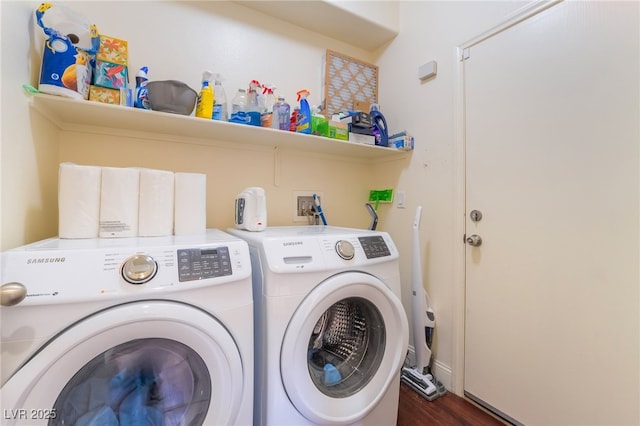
[
  {"x1": 375, "y1": 1, "x2": 529, "y2": 388},
  {"x1": 0, "y1": 1, "x2": 384, "y2": 252},
  {"x1": 0, "y1": 0, "x2": 559, "y2": 396},
  {"x1": 1, "y1": 1, "x2": 61, "y2": 250}
]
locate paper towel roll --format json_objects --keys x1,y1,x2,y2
[
  {"x1": 138, "y1": 168, "x2": 175, "y2": 237},
  {"x1": 99, "y1": 167, "x2": 140, "y2": 238},
  {"x1": 58, "y1": 163, "x2": 102, "y2": 238},
  {"x1": 174, "y1": 172, "x2": 206, "y2": 235}
]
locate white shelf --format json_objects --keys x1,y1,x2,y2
[
  {"x1": 232, "y1": 1, "x2": 398, "y2": 51},
  {"x1": 29, "y1": 94, "x2": 408, "y2": 161}
]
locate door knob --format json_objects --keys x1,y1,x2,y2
[{"x1": 466, "y1": 235, "x2": 482, "y2": 247}]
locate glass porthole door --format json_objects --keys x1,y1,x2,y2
[
  {"x1": 1, "y1": 301, "x2": 245, "y2": 426},
  {"x1": 280, "y1": 272, "x2": 409, "y2": 425}
]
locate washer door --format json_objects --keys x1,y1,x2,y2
[
  {"x1": 280, "y1": 272, "x2": 409, "y2": 425},
  {"x1": 1, "y1": 301, "x2": 245, "y2": 425}
]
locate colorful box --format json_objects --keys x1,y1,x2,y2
[
  {"x1": 312, "y1": 115, "x2": 329, "y2": 137},
  {"x1": 328, "y1": 120, "x2": 348, "y2": 140},
  {"x1": 89, "y1": 85, "x2": 120, "y2": 104},
  {"x1": 93, "y1": 60, "x2": 128, "y2": 89},
  {"x1": 97, "y1": 35, "x2": 128, "y2": 65}
]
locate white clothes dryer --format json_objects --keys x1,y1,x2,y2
[
  {"x1": 228, "y1": 226, "x2": 409, "y2": 426},
  {"x1": 1, "y1": 230, "x2": 253, "y2": 426}
]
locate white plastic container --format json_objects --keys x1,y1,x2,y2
[
  {"x1": 231, "y1": 89, "x2": 247, "y2": 114},
  {"x1": 212, "y1": 74, "x2": 228, "y2": 121}
]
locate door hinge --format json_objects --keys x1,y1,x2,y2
[{"x1": 461, "y1": 48, "x2": 471, "y2": 61}]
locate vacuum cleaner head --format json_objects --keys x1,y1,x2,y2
[{"x1": 401, "y1": 365, "x2": 446, "y2": 401}]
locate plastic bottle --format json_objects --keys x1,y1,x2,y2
[
  {"x1": 229, "y1": 89, "x2": 249, "y2": 124},
  {"x1": 246, "y1": 80, "x2": 262, "y2": 126},
  {"x1": 231, "y1": 89, "x2": 247, "y2": 114},
  {"x1": 370, "y1": 103, "x2": 389, "y2": 146},
  {"x1": 295, "y1": 89, "x2": 311, "y2": 134},
  {"x1": 134, "y1": 66, "x2": 149, "y2": 109},
  {"x1": 272, "y1": 96, "x2": 290, "y2": 131},
  {"x1": 195, "y1": 71, "x2": 214, "y2": 119},
  {"x1": 212, "y1": 74, "x2": 228, "y2": 121}
]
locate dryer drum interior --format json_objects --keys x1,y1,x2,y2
[
  {"x1": 307, "y1": 297, "x2": 385, "y2": 398},
  {"x1": 49, "y1": 338, "x2": 211, "y2": 426}
]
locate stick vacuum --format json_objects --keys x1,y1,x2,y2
[{"x1": 400, "y1": 206, "x2": 446, "y2": 401}]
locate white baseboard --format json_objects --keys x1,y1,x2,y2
[{"x1": 404, "y1": 345, "x2": 452, "y2": 391}]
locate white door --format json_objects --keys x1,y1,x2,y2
[
  {"x1": 463, "y1": 1, "x2": 639, "y2": 425},
  {"x1": 280, "y1": 272, "x2": 408, "y2": 425},
  {"x1": 1, "y1": 301, "x2": 246, "y2": 426}
]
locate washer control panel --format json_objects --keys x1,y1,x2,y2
[
  {"x1": 358, "y1": 236, "x2": 391, "y2": 259},
  {"x1": 177, "y1": 246, "x2": 232, "y2": 282}
]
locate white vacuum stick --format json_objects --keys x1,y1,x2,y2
[{"x1": 401, "y1": 206, "x2": 445, "y2": 400}]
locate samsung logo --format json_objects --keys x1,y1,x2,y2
[
  {"x1": 26, "y1": 257, "x2": 66, "y2": 265},
  {"x1": 283, "y1": 241, "x2": 303, "y2": 247}
]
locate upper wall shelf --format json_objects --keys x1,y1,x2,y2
[
  {"x1": 29, "y1": 94, "x2": 408, "y2": 161},
  {"x1": 232, "y1": 1, "x2": 398, "y2": 51}
]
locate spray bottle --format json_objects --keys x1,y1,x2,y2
[
  {"x1": 295, "y1": 89, "x2": 311, "y2": 134},
  {"x1": 195, "y1": 71, "x2": 214, "y2": 119},
  {"x1": 261, "y1": 84, "x2": 276, "y2": 127},
  {"x1": 134, "y1": 66, "x2": 149, "y2": 109},
  {"x1": 212, "y1": 74, "x2": 228, "y2": 121}
]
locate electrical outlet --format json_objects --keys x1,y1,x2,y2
[{"x1": 293, "y1": 191, "x2": 323, "y2": 222}]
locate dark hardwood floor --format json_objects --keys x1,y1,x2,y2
[{"x1": 397, "y1": 382, "x2": 506, "y2": 426}]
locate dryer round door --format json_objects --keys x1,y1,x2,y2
[
  {"x1": 1, "y1": 301, "x2": 245, "y2": 426},
  {"x1": 280, "y1": 271, "x2": 409, "y2": 425}
]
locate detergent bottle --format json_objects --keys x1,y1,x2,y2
[
  {"x1": 212, "y1": 74, "x2": 228, "y2": 121},
  {"x1": 272, "y1": 96, "x2": 290, "y2": 131},
  {"x1": 370, "y1": 103, "x2": 389, "y2": 146},
  {"x1": 295, "y1": 89, "x2": 311, "y2": 134},
  {"x1": 195, "y1": 71, "x2": 214, "y2": 119}
]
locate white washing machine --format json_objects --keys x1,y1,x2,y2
[
  {"x1": 0, "y1": 229, "x2": 253, "y2": 426},
  {"x1": 228, "y1": 226, "x2": 409, "y2": 426}
]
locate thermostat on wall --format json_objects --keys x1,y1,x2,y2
[{"x1": 418, "y1": 60, "x2": 438, "y2": 80}]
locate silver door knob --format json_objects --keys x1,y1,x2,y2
[{"x1": 466, "y1": 235, "x2": 483, "y2": 247}]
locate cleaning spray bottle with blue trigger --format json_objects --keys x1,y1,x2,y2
[
  {"x1": 370, "y1": 104, "x2": 389, "y2": 146},
  {"x1": 295, "y1": 89, "x2": 311, "y2": 134}
]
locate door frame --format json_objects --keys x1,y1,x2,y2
[{"x1": 451, "y1": 0, "x2": 563, "y2": 395}]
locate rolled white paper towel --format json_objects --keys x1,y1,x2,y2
[
  {"x1": 138, "y1": 169, "x2": 175, "y2": 237},
  {"x1": 58, "y1": 163, "x2": 102, "y2": 238},
  {"x1": 99, "y1": 167, "x2": 140, "y2": 238},
  {"x1": 174, "y1": 172, "x2": 206, "y2": 235}
]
